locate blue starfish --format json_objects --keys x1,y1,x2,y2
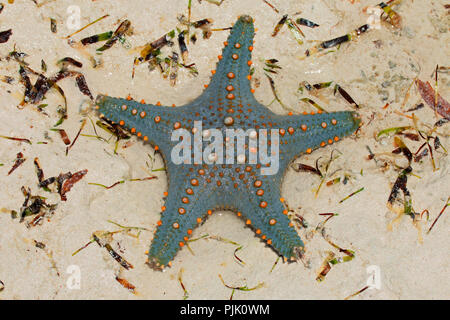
[{"x1": 95, "y1": 15, "x2": 360, "y2": 269}]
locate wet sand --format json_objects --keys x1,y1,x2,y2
[{"x1": 0, "y1": 0, "x2": 448, "y2": 299}]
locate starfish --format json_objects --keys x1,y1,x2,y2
[{"x1": 95, "y1": 15, "x2": 361, "y2": 270}]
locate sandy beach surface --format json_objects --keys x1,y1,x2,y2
[{"x1": 0, "y1": 0, "x2": 448, "y2": 299}]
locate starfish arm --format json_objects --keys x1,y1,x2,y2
[
  {"x1": 237, "y1": 175, "x2": 304, "y2": 260},
  {"x1": 147, "y1": 168, "x2": 217, "y2": 269},
  {"x1": 94, "y1": 94, "x2": 185, "y2": 154},
  {"x1": 277, "y1": 111, "x2": 361, "y2": 161},
  {"x1": 198, "y1": 15, "x2": 256, "y2": 107}
]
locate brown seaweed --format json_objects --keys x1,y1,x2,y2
[
  {"x1": 392, "y1": 136, "x2": 412, "y2": 165},
  {"x1": 8, "y1": 152, "x2": 26, "y2": 175},
  {"x1": 293, "y1": 163, "x2": 322, "y2": 177},
  {"x1": 0, "y1": 29, "x2": 12, "y2": 43},
  {"x1": 92, "y1": 233, "x2": 133, "y2": 270},
  {"x1": 59, "y1": 169, "x2": 87, "y2": 201},
  {"x1": 178, "y1": 268, "x2": 189, "y2": 299},
  {"x1": 344, "y1": 285, "x2": 370, "y2": 300},
  {"x1": 50, "y1": 18, "x2": 57, "y2": 33},
  {"x1": 18, "y1": 65, "x2": 92, "y2": 110},
  {"x1": 53, "y1": 129, "x2": 71, "y2": 145},
  {"x1": 303, "y1": 24, "x2": 370, "y2": 58},
  {"x1": 0, "y1": 135, "x2": 31, "y2": 144},
  {"x1": 57, "y1": 57, "x2": 83, "y2": 69},
  {"x1": 378, "y1": 2, "x2": 402, "y2": 29},
  {"x1": 334, "y1": 84, "x2": 359, "y2": 109},
  {"x1": 18, "y1": 186, "x2": 57, "y2": 225},
  {"x1": 81, "y1": 31, "x2": 113, "y2": 45},
  {"x1": 272, "y1": 14, "x2": 288, "y2": 37},
  {"x1": 97, "y1": 20, "x2": 131, "y2": 52},
  {"x1": 169, "y1": 52, "x2": 179, "y2": 87},
  {"x1": 33, "y1": 157, "x2": 44, "y2": 183},
  {"x1": 427, "y1": 197, "x2": 449, "y2": 234},
  {"x1": 296, "y1": 18, "x2": 319, "y2": 28},
  {"x1": 115, "y1": 276, "x2": 137, "y2": 294},
  {"x1": 415, "y1": 79, "x2": 450, "y2": 119},
  {"x1": 65, "y1": 119, "x2": 87, "y2": 155},
  {"x1": 177, "y1": 31, "x2": 188, "y2": 64},
  {"x1": 387, "y1": 166, "x2": 413, "y2": 217}
]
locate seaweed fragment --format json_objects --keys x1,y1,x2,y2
[
  {"x1": 377, "y1": 126, "x2": 412, "y2": 139},
  {"x1": 298, "y1": 81, "x2": 326, "y2": 94},
  {"x1": 16, "y1": 61, "x2": 92, "y2": 112},
  {"x1": 192, "y1": 18, "x2": 214, "y2": 39},
  {"x1": 1, "y1": 75, "x2": 14, "y2": 84},
  {"x1": 292, "y1": 163, "x2": 322, "y2": 177},
  {"x1": 65, "y1": 14, "x2": 109, "y2": 39},
  {"x1": 97, "y1": 19, "x2": 131, "y2": 52},
  {"x1": 115, "y1": 276, "x2": 137, "y2": 295},
  {"x1": 88, "y1": 176, "x2": 157, "y2": 190},
  {"x1": 413, "y1": 130, "x2": 442, "y2": 170},
  {"x1": 263, "y1": 58, "x2": 281, "y2": 74},
  {"x1": 92, "y1": 232, "x2": 134, "y2": 269},
  {"x1": 57, "y1": 57, "x2": 83, "y2": 69},
  {"x1": 135, "y1": 30, "x2": 175, "y2": 67},
  {"x1": 302, "y1": 24, "x2": 370, "y2": 59},
  {"x1": 339, "y1": 187, "x2": 364, "y2": 203},
  {"x1": 81, "y1": 31, "x2": 113, "y2": 45},
  {"x1": 52, "y1": 70, "x2": 93, "y2": 100},
  {"x1": 66, "y1": 118, "x2": 87, "y2": 155},
  {"x1": 414, "y1": 147, "x2": 428, "y2": 162},
  {"x1": 218, "y1": 274, "x2": 264, "y2": 300},
  {"x1": 8, "y1": 152, "x2": 26, "y2": 175},
  {"x1": 301, "y1": 98, "x2": 326, "y2": 113},
  {"x1": 95, "y1": 118, "x2": 130, "y2": 153},
  {"x1": 263, "y1": 0, "x2": 279, "y2": 13},
  {"x1": 295, "y1": 151, "x2": 343, "y2": 197},
  {"x1": 60, "y1": 169, "x2": 88, "y2": 201},
  {"x1": 378, "y1": 2, "x2": 402, "y2": 29},
  {"x1": 263, "y1": 0, "x2": 304, "y2": 44},
  {"x1": 202, "y1": 0, "x2": 225, "y2": 5},
  {"x1": 296, "y1": 18, "x2": 319, "y2": 28},
  {"x1": 387, "y1": 166, "x2": 412, "y2": 216},
  {"x1": 334, "y1": 84, "x2": 359, "y2": 109},
  {"x1": 177, "y1": 31, "x2": 188, "y2": 64},
  {"x1": 169, "y1": 52, "x2": 179, "y2": 86},
  {"x1": 32, "y1": 239, "x2": 60, "y2": 276},
  {"x1": 18, "y1": 186, "x2": 57, "y2": 226},
  {"x1": 344, "y1": 285, "x2": 370, "y2": 300},
  {"x1": 187, "y1": 0, "x2": 192, "y2": 43},
  {"x1": 50, "y1": 18, "x2": 57, "y2": 33},
  {"x1": 51, "y1": 128, "x2": 71, "y2": 145},
  {"x1": 316, "y1": 237, "x2": 355, "y2": 282},
  {"x1": 265, "y1": 74, "x2": 293, "y2": 112},
  {"x1": 0, "y1": 135, "x2": 31, "y2": 144},
  {"x1": 74, "y1": 73, "x2": 93, "y2": 99},
  {"x1": 73, "y1": 226, "x2": 145, "y2": 270},
  {"x1": 0, "y1": 29, "x2": 12, "y2": 43},
  {"x1": 392, "y1": 136, "x2": 412, "y2": 164},
  {"x1": 178, "y1": 268, "x2": 189, "y2": 300},
  {"x1": 415, "y1": 79, "x2": 450, "y2": 120},
  {"x1": 33, "y1": 157, "x2": 44, "y2": 183},
  {"x1": 272, "y1": 14, "x2": 288, "y2": 37},
  {"x1": 427, "y1": 197, "x2": 449, "y2": 234}
]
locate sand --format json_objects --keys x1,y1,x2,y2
[{"x1": 0, "y1": 0, "x2": 448, "y2": 300}]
